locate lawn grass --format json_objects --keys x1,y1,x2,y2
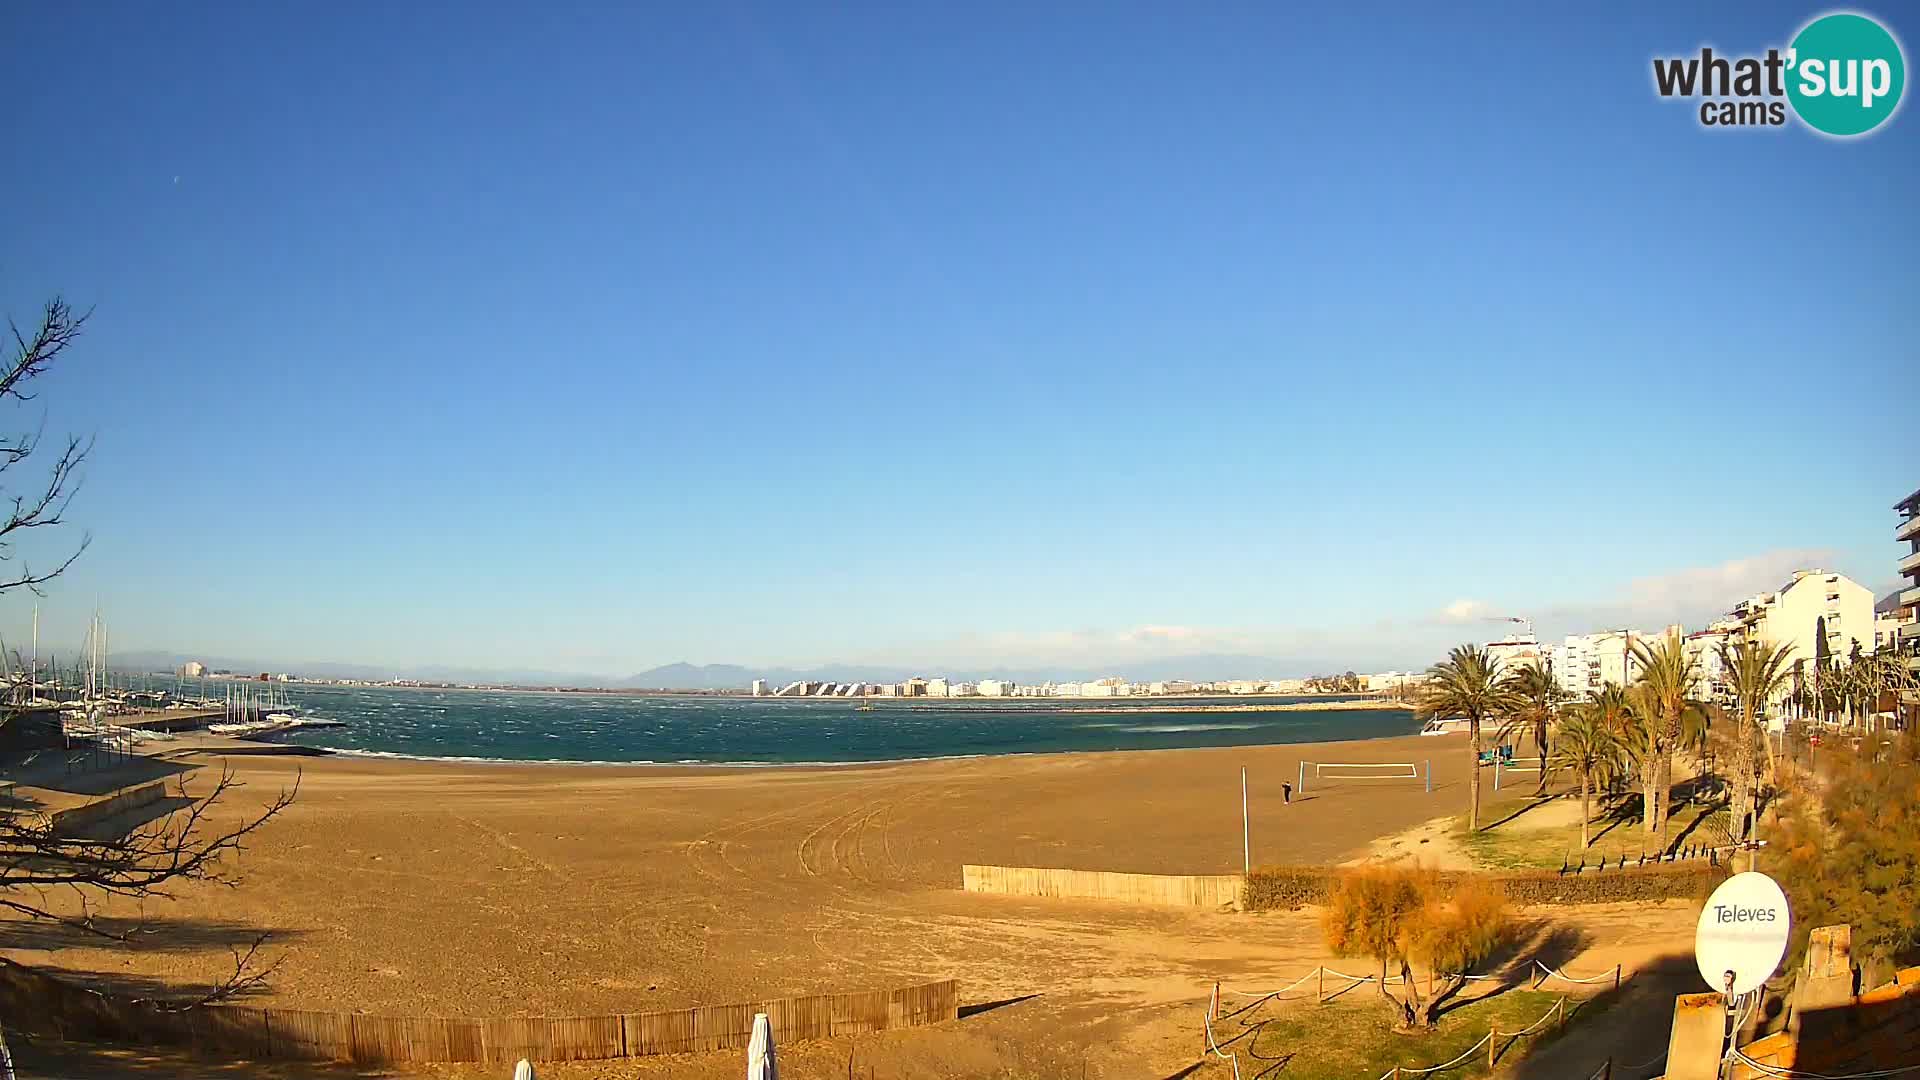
[
  {"x1": 1211, "y1": 988, "x2": 1594, "y2": 1079},
  {"x1": 1458, "y1": 790, "x2": 1727, "y2": 871}
]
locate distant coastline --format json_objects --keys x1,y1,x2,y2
[
  {"x1": 1046, "y1": 698, "x2": 1415, "y2": 714},
  {"x1": 247, "y1": 679, "x2": 1408, "y2": 704}
]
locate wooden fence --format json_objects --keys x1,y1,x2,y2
[
  {"x1": 962, "y1": 863, "x2": 1243, "y2": 909},
  {"x1": 0, "y1": 960, "x2": 956, "y2": 1064}
]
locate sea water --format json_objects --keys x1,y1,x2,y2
[{"x1": 267, "y1": 686, "x2": 1420, "y2": 765}]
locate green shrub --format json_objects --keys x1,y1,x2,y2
[
  {"x1": 1243, "y1": 866, "x2": 1335, "y2": 910},
  {"x1": 1243, "y1": 861, "x2": 1722, "y2": 911}
]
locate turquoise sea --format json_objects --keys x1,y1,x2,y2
[{"x1": 267, "y1": 686, "x2": 1419, "y2": 765}]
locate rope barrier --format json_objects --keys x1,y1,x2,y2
[
  {"x1": 1224, "y1": 988, "x2": 1572, "y2": 1080},
  {"x1": 1499, "y1": 996, "x2": 1566, "y2": 1039},
  {"x1": 1224, "y1": 957, "x2": 1621, "y2": 999},
  {"x1": 1730, "y1": 1047, "x2": 1920, "y2": 1078},
  {"x1": 1202, "y1": 982, "x2": 1244, "y2": 1080},
  {"x1": 1616, "y1": 1048, "x2": 1666, "y2": 1076},
  {"x1": 1394, "y1": 1032, "x2": 1494, "y2": 1075},
  {"x1": 1323, "y1": 967, "x2": 1385, "y2": 982},
  {"x1": 1222, "y1": 968, "x2": 1324, "y2": 999},
  {"x1": 1533, "y1": 959, "x2": 1625, "y2": 985}
]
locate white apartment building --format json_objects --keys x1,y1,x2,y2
[
  {"x1": 1547, "y1": 630, "x2": 1664, "y2": 699},
  {"x1": 750, "y1": 679, "x2": 767, "y2": 697},
  {"x1": 1893, "y1": 487, "x2": 1920, "y2": 721},
  {"x1": 977, "y1": 679, "x2": 1012, "y2": 697},
  {"x1": 926, "y1": 678, "x2": 949, "y2": 698},
  {"x1": 1485, "y1": 635, "x2": 1544, "y2": 674},
  {"x1": 1718, "y1": 569, "x2": 1876, "y2": 711},
  {"x1": 1875, "y1": 609, "x2": 1905, "y2": 654},
  {"x1": 1683, "y1": 628, "x2": 1734, "y2": 708},
  {"x1": 1724, "y1": 570, "x2": 1874, "y2": 661},
  {"x1": 1897, "y1": 487, "x2": 1920, "y2": 672},
  {"x1": 1360, "y1": 672, "x2": 1419, "y2": 693}
]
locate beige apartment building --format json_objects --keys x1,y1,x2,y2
[{"x1": 1712, "y1": 569, "x2": 1875, "y2": 715}]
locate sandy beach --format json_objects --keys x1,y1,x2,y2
[{"x1": 2, "y1": 733, "x2": 1701, "y2": 1078}]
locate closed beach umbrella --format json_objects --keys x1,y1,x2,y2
[
  {"x1": 747, "y1": 1011, "x2": 778, "y2": 1080},
  {"x1": 512, "y1": 1060, "x2": 535, "y2": 1080}
]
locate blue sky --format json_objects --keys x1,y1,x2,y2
[{"x1": 1, "y1": 2, "x2": 1914, "y2": 677}]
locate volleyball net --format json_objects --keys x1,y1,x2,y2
[{"x1": 1298, "y1": 759, "x2": 1432, "y2": 793}]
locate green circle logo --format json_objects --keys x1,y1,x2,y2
[{"x1": 1786, "y1": 13, "x2": 1906, "y2": 136}]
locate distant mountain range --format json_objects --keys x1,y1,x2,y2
[{"x1": 99, "y1": 650, "x2": 1345, "y2": 690}]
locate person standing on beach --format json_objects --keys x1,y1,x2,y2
[{"x1": 1281, "y1": 780, "x2": 1293, "y2": 805}]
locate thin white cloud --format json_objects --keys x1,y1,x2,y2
[
  {"x1": 1119, "y1": 625, "x2": 1203, "y2": 643},
  {"x1": 1537, "y1": 547, "x2": 1837, "y2": 637},
  {"x1": 846, "y1": 549, "x2": 1853, "y2": 673},
  {"x1": 1438, "y1": 599, "x2": 1489, "y2": 622}
]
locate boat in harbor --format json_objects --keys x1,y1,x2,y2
[{"x1": 210, "y1": 714, "x2": 345, "y2": 738}]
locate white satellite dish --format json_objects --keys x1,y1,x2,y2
[{"x1": 1695, "y1": 871, "x2": 1791, "y2": 997}]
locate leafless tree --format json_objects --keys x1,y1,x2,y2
[
  {"x1": 1, "y1": 298, "x2": 299, "y2": 1006},
  {"x1": 1, "y1": 297, "x2": 94, "y2": 596},
  {"x1": 1, "y1": 766, "x2": 301, "y2": 1005}
]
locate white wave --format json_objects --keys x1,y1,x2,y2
[{"x1": 1112, "y1": 723, "x2": 1263, "y2": 733}]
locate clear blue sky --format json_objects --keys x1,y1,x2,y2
[{"x1": 2, "y1": 2, "x2": 1914, "y2": 677}]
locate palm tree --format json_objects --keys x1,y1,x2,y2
[
  {"x1": 1587, "y1": 684, "x2": 1636, "y2": 795},
  {"x1": 1550, "y1": 708, "x2": 1622, "y2": 849},
  {"x1": 1417, "y1": 645, "x2": 1522, "y2": 831},
  {"x1": 1717, "y1": 639, "x2": 1794, "y2": 855},
  {"x1": 1499, "y1": 664, "x2": 1561, "y2": 794},
  {"x1": 1628, "y1": 631, "x2": 1706, "y2": 848}
]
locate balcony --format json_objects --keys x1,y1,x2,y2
[
  {"x1": 1901, "y1": 546, "x2": 1920, "y2": 576},
  {"x1": 1904, "y1": 586, "x2": 1920, "y2": 609},
  {"x1": 1900, "y1": 514, "x2": 1920, "y2": 543}
]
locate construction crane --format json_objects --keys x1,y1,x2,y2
[{"x1": 1483, "y1": 615, "x2": 1536, "y2": 642}]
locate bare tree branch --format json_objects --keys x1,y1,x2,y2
[
  {"x1": 1, "y1": 767, "x2": 300, "y2": 1000},
  {"x1": 0, "y1": 297, "x2": 92, "y2": 597}
]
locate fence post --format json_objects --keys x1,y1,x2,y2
[
  {"x1": 1558, "y1": 996, "x2": 1568, "y2": 1029},
  {"x1": 1614, "y1": 965, "x2": 1621, "y2": 992},
  {"x1": 1316, "y1": 967, "x2": 1324, "y2": 1004},
  {"x1": 1489, "y1": 1028, "x2": 1498, "y2": 1068}
]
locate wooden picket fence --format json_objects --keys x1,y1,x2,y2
[
  {"x1": 962, "y1": 863, "x2": 1244, "y2": 909},
  {"x1": 0, "y1": 959, "x2": 956, "y2": 1064}
]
